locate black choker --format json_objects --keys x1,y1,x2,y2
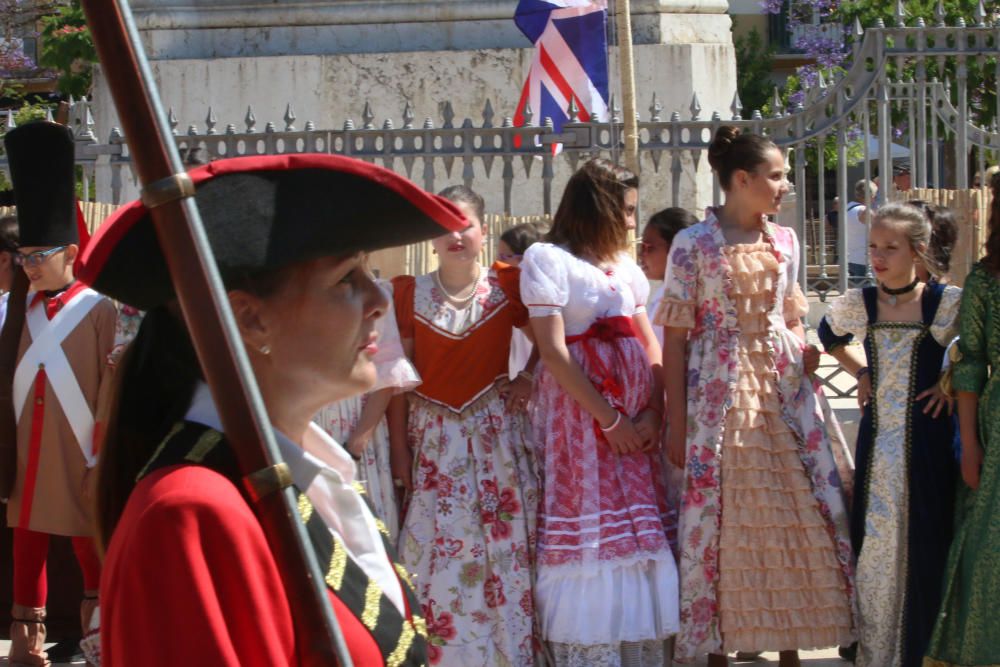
[{"x1": 880, "y1": 277, "x2": 919, "y2": 306}]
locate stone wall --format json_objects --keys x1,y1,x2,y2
[{"x1": 92, "y1": 0, "x2": 738, "y2": 219}]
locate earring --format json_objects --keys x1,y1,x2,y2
[{"x1": 259, "y1": 344, "x2": 271, "y2": 355}]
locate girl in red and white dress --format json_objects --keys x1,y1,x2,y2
[
  {"x1": 392, "y1": 186, "x2": 538, "y2": 666},
  {"x1": 521, "y1": 159, "x2": 679, "y2": 667}
]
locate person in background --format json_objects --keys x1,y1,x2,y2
[
  {"x1": 847, "y1": 179, "x2": 878, "y2": 281},
  {"x1": 522, "y1": 158, "x2": 679, "y2": 666},
  {"x1": 498, "y1": 222, "x2": 544, "y2": 379},
  {"x1": 893, "y1": 162, "x2": 912, "y2": 193},
  {"x1": 497, "y1": 222, "x2": 544, "y2": 268},
  {"x1": 3, "y1": 121, "x2": 117, "y2": 667},
  {"x1": 906, "y1": 201, "x2": 958, "y2": 287},
  {"x1": 637, "y1": 207, "x2": 697, "y2": 564},
  {"x1": 660, "y1": 126, "x2": 855, "y2": 667},
  {"x1": 924, "y1": 171, "x2": 1000, "y2": 667},
  {"x1": 819, "y1": 203, "x2": 961, "y2": 667},
  {"x1": 0, "y1": 216, "x2": 20, "y2": 329},
  {"x1": 638, "y1": 207, "x2": 697, "y2": 350},
  {"x1": 972, "y1": 164, "x2": 999, "y2": 189}
]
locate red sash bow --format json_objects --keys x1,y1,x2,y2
[{"x1": 566, "y1": 317, "x2": 636, "y2": 435}]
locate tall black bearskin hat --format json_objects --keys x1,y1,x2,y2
[{"x1": 3, "y1": 121, "x2": 78, "y2": 247}]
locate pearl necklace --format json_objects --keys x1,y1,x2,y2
[{"x1": 433, "y1": 265, "x2": 482, "y2": 308}]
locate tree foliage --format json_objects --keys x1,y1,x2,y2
[
  {"x1": 733, "y1": 23, "x2": 776, "y2": 117},
  {"x1": 0, "y1": 0, "x2": 60, "y2": 98},
  {"x1": 38, "y1": 1, "x2": 95, "y2": 98},
  {"x1": 1, "y1": 0, "x2": 96, "y2": 100}
]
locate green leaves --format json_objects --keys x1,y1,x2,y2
[
  {"x1": 734, "y1": 24, "x2": 777, "y2": 116},
  {"x1": 38, "y1": 1, "x2": 95, "y2": 98}
]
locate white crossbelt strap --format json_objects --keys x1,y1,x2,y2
[{"x1": 13, "y1": 289, "x2": 103, "y2": 467}]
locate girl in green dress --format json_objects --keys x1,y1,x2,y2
[{"x1": 925, "y1": 173, "x2": 1000, "y2": 667}]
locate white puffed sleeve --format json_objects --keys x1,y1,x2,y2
[
  {"x1": 618, "y1": 254, "x2": 651, "y2": 315},
  {"x1": 520, "y1": 243, "x2": 570, "y2": 318},
  {"x1": 371, "y1": 280, "x2": 421, "y2": 393},
  {"x1": 779, "y1": 227, "x2": 810, "y2": 321},
  {"x1": 930, "y1": 284, "x2": 963, "y2": 347},
  {"x1": 820, "y1": 288, "x2": 868, "y2": 343}
]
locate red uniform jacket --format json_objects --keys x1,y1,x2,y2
[{"x1": 101, "y1": 423, "x2": 427, "y2": 666}]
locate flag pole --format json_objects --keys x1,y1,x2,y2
[
  {"x1": 604, "y1": 1, "x2": 619, "y2": 165},
  {"x1": 615, "y1": 0, "x2": 640, "y2": 175}
]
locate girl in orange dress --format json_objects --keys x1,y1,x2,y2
[{"x1": 392, "y1": 186, "x2": 538, "y2": 666}]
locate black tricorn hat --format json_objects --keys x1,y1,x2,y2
[
  {"x1": 78, "y1": 154, "x2": 467, "y2": 309},
  {"x1": 3, "y1": 121, "x2": 78, "y2": 247}
]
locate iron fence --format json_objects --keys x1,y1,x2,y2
[{"x1": 1, "y1": 9, "x2": 999, "y2": 304}]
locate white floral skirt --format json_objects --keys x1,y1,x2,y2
[
  {"x1": 398, "y1": 388, "x2": 539, "y2": 666},
  {"x1": 315, "y1": 394, "x2": 400, "y2": 540}
]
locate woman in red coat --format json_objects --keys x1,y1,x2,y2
[{"x1": 78, "y1": 154, "x2": 467, "y2": 666}]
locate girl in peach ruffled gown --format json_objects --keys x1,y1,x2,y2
[{"x1": 658, "y1": 127, "x2": 856, "y2": 667}]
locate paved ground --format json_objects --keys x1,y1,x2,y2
[
  {"x1": 0, "y1": 643, "x2": 848, "y2": 666},
  {"x1": 693, "y1": 649, "x2": 846, "y2": 665},
  {"x1": 0, "y1": 641, "x2": 85, "y2": 665}
]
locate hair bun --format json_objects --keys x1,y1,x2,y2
[{"x1": 708, "y1": 126, "x2": 741, "y2": 171}]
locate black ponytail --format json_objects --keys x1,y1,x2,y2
[{"x1": 95, "y1": 305, "x2": 202, "y2": 550}]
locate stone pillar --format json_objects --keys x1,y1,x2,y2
[{"x1": 92, "y1": 0, "x2": 736, "y2": 216}]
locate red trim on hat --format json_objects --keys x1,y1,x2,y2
[
  {"x1": 75, "y1": 198, "x2": 145, "y2": 288},
  {"x1": 78, "y1": 154, "x2": 467, "y2": 287},
  {"x1": 73, "y1": 201, "x2": 91, "y2": 276}
]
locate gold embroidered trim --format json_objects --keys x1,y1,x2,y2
[
  {"x1": 394, "y1": 563, "x2": 415, "y2": 589},
  {"x1": 186, "y1": 429, "x2": 223, "y2": 463},
  {"x1": 296, "y1": 493, "x2": 313, "y2": 525},
  {"x1": 136, "y1": 422, "x2": 184, "y2": 481},
  {"x1": 411, "y1": 615, "x2": 428, "y2": 638},
  {"x1": 374, "y1": 517, "x2": 390, "y2": 538},
  {"x1": 386, "y1": 622, "x2": 415, "y2": 667},
  {"x1": 352, "y1": 481, "x2": 366, "y2": 496},
  {"x1": 326, "y1": 540, "x2": 347, "y2": 591},
  {"x1": 361, "y1": 579, "x2": 382, "y2": 630}
]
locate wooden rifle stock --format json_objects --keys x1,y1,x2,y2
[{"x1": 77, "y1": 2, "x2": 353, "y2": 664}]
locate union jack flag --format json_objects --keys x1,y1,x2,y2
[{"x1": 513, "y1": 0, "x2": 610, "y2": 141}]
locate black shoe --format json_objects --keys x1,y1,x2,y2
[
  {"x1": 838, "y1": 642, "x2": 858, "y2": 663},
  {"x1": 46, "y1": 637, "x2": 84, "y2": 662}
]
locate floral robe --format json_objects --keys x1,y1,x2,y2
[{"x1": 656, "y1": 211, "x2": 857, "y2": 660}]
